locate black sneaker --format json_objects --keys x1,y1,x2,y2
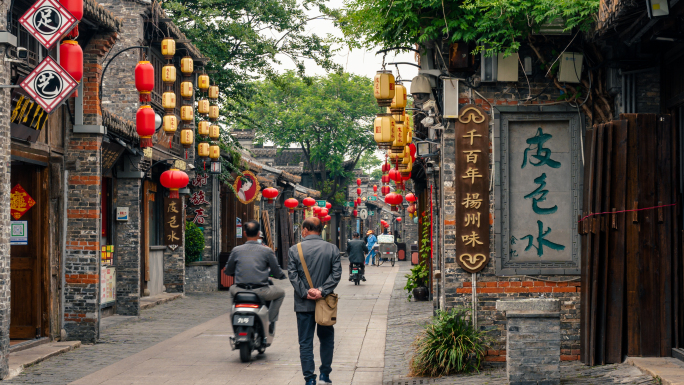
[
  {"x1": 269, "y1": 322, "x2": 275, "y2": 335},
  {"x1": 362, "y1": 276, "x2": 366, "y2": 282}
]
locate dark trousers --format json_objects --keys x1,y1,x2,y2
[{"x1": 296, "y1": 311, "x2": 334, "y2": 381}]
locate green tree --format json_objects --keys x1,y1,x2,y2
[
  {"x1": 357, "y1": 151, "x2": 382, "y2": 176},
  {"x1": 339, "y1": 0, "x2": 598, "y2": 56},
  {"x1": 162, "y1": 0, "x2": 340, "y2": 129},
  {"x1": 241, "y1": 71, "x2": 378, "y2": 203}
]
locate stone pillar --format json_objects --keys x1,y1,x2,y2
[
  {"x1": 497, "y1": 299, "x2": 561, "y2": 385},
  {"x1": 114, "y1": 154, "x2": 144, "y2": 315},
  {"x1": 0, "y1": 1, "x2": 12, "y2": 375}
]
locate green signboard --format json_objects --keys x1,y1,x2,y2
[
  {"x1": 345, "y1": 202, "x2": 354, "y2": 207},
  {"x1": 317, "y1": 200, "x2": 326, "y2": 207},
  {"x1": 369, "y1": 196, "x2": 377, "y2": 201}
]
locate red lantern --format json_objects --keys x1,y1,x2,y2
[
  {"x1": 326, "y1": 202, "x2": 332, "y2": 210},
  {"x1": 356, "y1": 197, "x2": 361, "y2": 205},
  {"x1": 303, "y1": 197, "x2": 316, "y2": 207},
  {"x1": 407, "y1": 204, "x2": 417, "y2": 215},
  {"x1": 389, "y1": 169, "x2": 402, "y2": 182},
  {"x1": 60, "y1": 40, "x2": 82, "y2": 84},
  {"x1": 353, "y1": 209, "x2": 358, "y2": 217},
  {"x1": 382, "y1": 163, "x2": 390, "y2": 173},
  {"x1": 374, "y1": 193, "x2": 378, "y2": 197},
  {"x1": 159, "y1": 168, "x2": 188, "y2": 199},
  {"x1": 396, "y1": 217, "x2": 402, "y2": 223},
  {"x1": 354, "y1": 201, "x2": 358, "y2": 208},
  {"x1": 373, "y1": 185, "x2": 378, "y2": 192},
  {"x1": 314, "y1": 206, "x2": 322, "y2": 215},
  {"x1": 356, "y1": 188, "x2": 362, "y2": 196},
  {"x1": 284, "y1": 198, "x2": 299, "y2": 213},
  {"x1": 323, "y1": 215, "x2": 331, "y2": 222},
  {"x1": 381, "y1": 175, "x2": 390, "y2": 185},
  {"x1": 405, "y1": 193, "x2": 416, "y2": 203},
  {"x1": 319, "y1": 208, "x2": 329, "y2": 217},
  {"x1": 135, "y1": 61, "x2": 154, "y2": 102},
  {"x1": 409, "y1": 143, "x2": 417, "y2": 162},
  {"x1": 262, "y1": 187, "x2": 279, "y2": 203},
  {"x1": 60, "y1": 0, "x2": 83, "y2": 38},
  {"x1": 356, "y1": 178, "x2": 362, "y2": 186},
  {"x1": 402, "y1": 172, "x2": 411, "y2": 181},
  {"x1": 136, "y1": 105, "x2": 155, "y2": 148}
]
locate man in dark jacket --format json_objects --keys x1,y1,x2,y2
[
  {"x1": 288, "y1": 217, "x2": 341, "y2": 385},
  {"x1": 346, "y1": 232, "x2": 367, "y2": 281},
  {"x1": 225, "y1": 221, "x2": 286, "y2": 333}
]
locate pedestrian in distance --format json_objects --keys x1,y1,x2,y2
[
  {"x1": 365, "y1": 230, "x2": 377, "y2": 266},
  {"x1": 346, "y1": 232, "x2": 367, "y2": 281},
  {"x1": 288, "y1": 217, "x2": 342, "y2": 385},
  {"x1": 225, "y1": 221, "x2": 286, "y2": 334}
]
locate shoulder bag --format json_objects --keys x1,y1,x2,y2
[{"x1": 297, "y1": 243, "x2": 338, "y2": 326}]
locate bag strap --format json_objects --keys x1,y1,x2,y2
[{"x1": 297, "y1": 243, "x2": 315, "y2": 289}]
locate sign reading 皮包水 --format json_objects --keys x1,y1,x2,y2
[{"x1": 499, "y1": 113, "x2": 582, "y2": 275}]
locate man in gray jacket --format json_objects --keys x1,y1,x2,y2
[
  {"x1": 225, "y1": 220, "x2": 286, "y2": 333},
  {"x1": 288, "y1": 217, "x2": 341, "y2": 385}
]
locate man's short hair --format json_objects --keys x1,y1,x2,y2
[
  {"x1": 302, "y1": 217, "x2": 323, "y2": 234},
  {"x1": 352, "y1": 232, "x2": 360, "y2": 238},
  {"x1": 244, "y1": 220, "x2": 260, "y2": 238}
]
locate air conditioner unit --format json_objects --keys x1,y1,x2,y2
[
  {"x1": 558, "y1": 52, "x2": 583, "y2": 83},
  {"x1": 497, "y1": 53, "x2": 519, "y2": 82},
  {"x1": 480, "y1": 50, "x2": 498, "y2": 82}
]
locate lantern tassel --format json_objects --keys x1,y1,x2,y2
[
  {"x1": 67, "y1": 25, "x2": 79, "y2": 39},
  {"x1": 140, "y1": 137, "x2": 152, "y2": 148},
  {"x1": 139, "y1": 92, "x2": 151, "y2": 103},
  {"x1": 169, "y1": 189, "x2": 179, "y2": 199}
]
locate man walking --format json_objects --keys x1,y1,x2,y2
[
  {"x1": 365, "y1": 230, "x2": 377, "y2": 266},
  {"x1": 288, "y1": 217, "x2": 342, "y2": 385},
  {"x1": 225, "y1": 221, "x2": 286, "y2": 334},
  {"x1": 346, "y1": 232, "x2": 367, "y2": 281}
]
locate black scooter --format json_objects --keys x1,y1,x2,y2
[{"x1": 350, "y1": 263, "x2": 364, "y2": 285}]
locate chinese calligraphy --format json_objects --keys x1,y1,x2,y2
[
  {"x1": 455, "y1": 105, "x2": 490, "y2": 273},
  {"x1": 521, "y1": 128, "x2": 560, "y2": 169},
  {"x1": 192, "y1": 207, "x2": 208, "y2": 225},
  {"x1": 191, "y1": 173, "x2": 209, "y2": 187},
  {"x1": 190, "y1": 190, "x2": 209, "y2": 205},
  {"x1": 163, "y1": 198, "x2": 182, "y2": 248},
  {"x1": 515, "y1": 220, "x2": 565, "y2": 257}
]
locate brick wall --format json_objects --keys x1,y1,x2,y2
[
  {"x1": 636, "y1": 68, "x2": 660, "y2": 114},
  {"x1": 185, "y1": 263, "x2": 218, "y2": 292},
  {"x1": 0, "y1": 2, "x2": 12, "y2": 374},
  {"x1": 114, "y1": 155, "x2": 144, "y2": 315},
  {"x1": 438, "y1": 75, "x2": 581, "y2": 363},
  {"x1": 63, "y1": 32, "x2": 117, "y2": 343}
]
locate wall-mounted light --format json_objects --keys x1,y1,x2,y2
[
  {"x1": 646, "y1": 0, "x2": 670, "y2": 18},
  {"x1": 210, "y1": 161, "x2": 221, "y2": 175},
  {"x1": 416, "y1": 140, "x2": 439, "y2": 158}
]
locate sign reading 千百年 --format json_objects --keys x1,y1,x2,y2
[
  {"x1": 164, "y1": 197, "x2": 182, "y2": 249},
  {"x1": 454, "y1": 105, "x2": 490, "y2": 273}
]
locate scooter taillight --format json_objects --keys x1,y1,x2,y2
[
  {"x1": 238, "y1": 332, "x2": 248, "y2": 336},
  {"x1": 235, "y1": 304, "x2": 259, "y2": 308}
]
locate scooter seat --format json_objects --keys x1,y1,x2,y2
[{"x1": 234, "y1": 292, "x2": 263, "y2": 305}]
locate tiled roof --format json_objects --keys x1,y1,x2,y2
[
  {"x1": 275, "y1": 165, "x2": 303, "y2": 175},
  {"x1": 275, "y1": 149, "x2": 305, "y2": 166},
  {"x1": 232, "y1": 130, "x2": 256, "y2": 140},
  {"x1": 250, "y1": 148, "x2": 277, "y2": 158},
  {"x1": 85, "y1": 0, "x2": 123, "y2": 32},
  {"x1": 103, "y1": 109, "x2": 137, "y2": 141}
]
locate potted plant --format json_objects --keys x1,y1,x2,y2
[
  {"x1": 185, "y1": 221, "x2": 205, "y2": 265},
  {"x1": 405, "y1": 210, "x2": 431, "y2": 301}
]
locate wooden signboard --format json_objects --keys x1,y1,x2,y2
[
  {"x1": 163, "y1": 197, "x2": 182, "y2": 249},
  {"x1": 454, "y1": 105, "x2": 490, "y2": 273}
]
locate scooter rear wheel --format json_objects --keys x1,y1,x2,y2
[{"x1": 239, "y1": 343, "x2": 252, "y2": 362}]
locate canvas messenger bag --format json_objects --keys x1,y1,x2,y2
[{"x1": 296, "y1": 243, "x2": 338, "y2": 326}]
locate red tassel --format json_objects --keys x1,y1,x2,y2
[
  {"x1": 67, "y1": 25, "x2": 79, "y2": 39},
  {"x1": 139, "y1": 93, "x2": 151, "y2": 102},
  {"x1": 203, "y1": 161, "x2": 206, "y2": 171},
  {"x1": 140, "y1": 137, "x2": 153, "y2": 148},
  {"x1": 169, "y1": 190, "x2": 179, "y2": 199}
]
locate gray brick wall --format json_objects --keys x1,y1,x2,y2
[
  {"x1": 114, "y1": 155, "x2": 144, "y2": 316},
  {"x1": 184, "y1": 263, "x2": 218, "y2": 292},
  {"x1": 0, "y1": 1, "x2": 12, "y2": 374}
]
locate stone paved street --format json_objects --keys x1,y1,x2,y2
[
  {"x1": 2, "y1": 260, "x2": 662, "y2": 385},
  {"x1": 5, "y1": 259, "x2": 399, "y2": 385}
]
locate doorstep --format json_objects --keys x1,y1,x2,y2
[
  {"x1": 7, "y1": 340, "x2": 81, "y2": 379},
  {"x1": 626, "y1": 356, "x2": 684, "y2": 385},
  {"x1": 140, "y1": 292, "x2": 183, "y2": 310}
]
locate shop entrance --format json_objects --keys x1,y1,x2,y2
[{"x1": 10, "y1": 161, "x2": 49, "y2": 341}]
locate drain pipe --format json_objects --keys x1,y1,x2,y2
[{"x1": 60, "y1": 168, "x2": 68, "y2": 339}]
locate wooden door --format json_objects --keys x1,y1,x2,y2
[
  {"x1": 10, "y1": 163, "x2": 47, "y2": 339},
  {"x1": 141, "y1": 181, "x2": 157, "y2": 295},
  {"x1": 219, "y1": 186, "x2": 254, "y2": 288}
]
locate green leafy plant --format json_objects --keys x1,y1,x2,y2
[
  {"x1": 185, "y1": 221, "x2": 205, "y2": 265},
  {"x1": 405, "y1": 210, "x2": 431, "y2": 300},
  {"x1": 409, "y1": 307, "x2": 489, "y2": 377}
]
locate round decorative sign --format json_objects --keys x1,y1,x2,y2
[{"x1": 233, "y1": 171, "x2": 259, "y2": 205}]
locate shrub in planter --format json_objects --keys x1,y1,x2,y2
[
  {"x1": 409, "y1": 307, "x2": 489, "y2": 377},
  {"x1": 185, "y1": 221, "x2": 205, "y2": 265},
  {"x1": 404, "y1": 262, "x2": 429, "y2": 300}
]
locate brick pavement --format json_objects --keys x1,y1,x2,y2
[
  {"x1": 4, "y1": 292, "x2": 231, "y2": 384},
  {"x1": 383, "y1": 262, "x2": 657, "y2": 385}
]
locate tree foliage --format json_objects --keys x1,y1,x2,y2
[
  {"x1": 238, "y1": 71, "x2": 378, "y2": 203},
  {"x1": 339, "y1": 0, "x2": 598, "y2": 56},
  {"x1": 162, "y1": 0, "x2": 340, "y2": 126}
]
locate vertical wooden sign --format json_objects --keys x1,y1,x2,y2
[
  {"x1": 455, "y1": 105, "x2": 490, "y2": 273},
  {"x1": 164, "y1": 197, "x2": 182, "y2": 249}
]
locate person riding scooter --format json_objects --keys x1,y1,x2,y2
[
  {"x1": 347, "y1": 231, "x2": 368, "y2": 281},
  {"x1": 225, "y1": 220, "x2": 286, "y2": 334}
]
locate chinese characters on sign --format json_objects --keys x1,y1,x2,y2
[
  {"x1": 509, "y1": 124, "x2": 570, "y2": 261},
  {"x1": 164, "y1": 197, "x2": 182, "y2": 249},
  {"x1": 454, "y1": 106, "x2": 490, "y2": 273},
  {"x1": 191, "y1": 173, "x2": 209, "y2": 188}
]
